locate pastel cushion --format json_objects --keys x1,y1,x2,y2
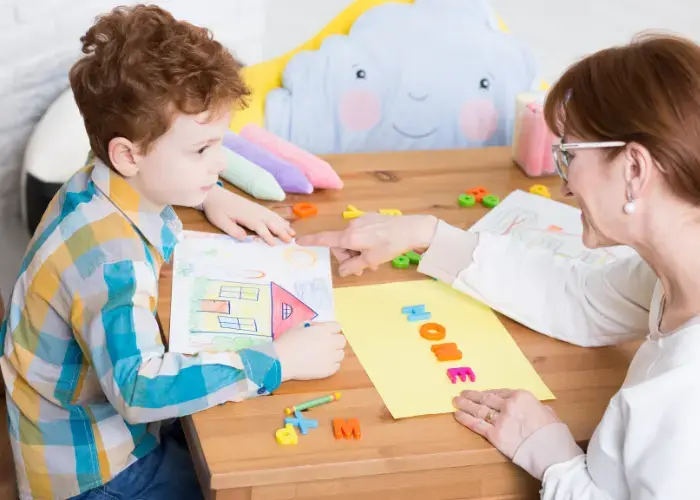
[
  {"x1": 221, "y1": 147, "x2": 286, "y2": 201},
  {"x1": 223, "y1": 130, "x2": 313, "y2": 194},
  {"x1": 264, "y1": 0, "x2": 537, "y2": 154},
  {"x1": 240, "y1": 123, "x2": 343, "y2": 189}
]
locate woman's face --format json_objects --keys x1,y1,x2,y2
[{"x1": 560, "y1": 136, "x2": 631, "y2": 249}]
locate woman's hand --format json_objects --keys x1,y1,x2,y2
[
  {"x1": 296, "y1": 214, "x2": 439, "y2": 276},
  {"x1": 452, "y1": 389, "x2": 560, "y2": 459}
]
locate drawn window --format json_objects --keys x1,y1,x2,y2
[
  {"x1": 198, "y1": 299, "x2": 230, "y2": 314},
  {"x1": 281, "y1": 303, "x2": 293, "y2": 320},
  {"x1": 220, "y1": 285, "x2": 259, "y2": 301},
  {"x1": 218, "y1": 317, "x2": 258, "y2": 332}
]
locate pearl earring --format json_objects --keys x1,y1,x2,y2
[{"x1": 623, "y1": 186, "x2": 636, "y2": 214}]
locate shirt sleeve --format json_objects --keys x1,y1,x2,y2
[
  {"x1": 418, "y1": 221, "x2": 657, "y2": 347},
  {"x1": 541, "y1": 364, "x2": 700, "y2": 500},
  {"x1": 71, "y1": 259, "x2": 281, "y2": 424},
  {"x1": 539, "y1": 456, "x2": 611, "y2": 500}
]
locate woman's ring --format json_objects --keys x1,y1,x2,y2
[{"x1": 485, "y1": 409, "x2": 497, "y2": 424}]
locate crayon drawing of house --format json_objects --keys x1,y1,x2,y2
[{"x1": 189, "y1": 279, "x2": 318, "y2": 342}]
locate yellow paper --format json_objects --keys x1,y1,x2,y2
[{"x1": 334, "y1": 280, "x2": 554, "y2": 419}]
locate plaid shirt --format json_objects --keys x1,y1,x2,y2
[{"x1": 0, "y1": 161, "x2": 281, "y2": 499}]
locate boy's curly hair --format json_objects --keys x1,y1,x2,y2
[{"x1": 69, "y1": 4, "x2": 250, "y2": 168}]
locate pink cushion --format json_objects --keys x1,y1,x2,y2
[{"x1": 240, "y1": 124, "x2": 343, "y2": 190}]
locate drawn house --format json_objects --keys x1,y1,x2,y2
[{"x1": 191, "y1": 280, "x2": 318, "y2": 340}]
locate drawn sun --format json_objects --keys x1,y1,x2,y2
[{"x1": 283, "y1": 247, "x2": 318, "y2": 269}]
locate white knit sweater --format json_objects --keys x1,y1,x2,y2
[{"x1": 418, "y1": 221, "x2": 700, "y2": 500}]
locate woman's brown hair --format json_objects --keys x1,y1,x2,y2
[{"x1": 544, "y1": 32, "x2": 700, "y2": 204}]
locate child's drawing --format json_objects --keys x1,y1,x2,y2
[
  {"x1": 190, "y1": 278, "x2": 318, "y2": 339},
  {"x1": 295, "y1": 278, "x2": 334, "y2": 311},
  {"x1": 169, "y1": 231, "x2": 335, "y2": 354},
  {"x1": 469, "y1": 190, "x2": 636, "y2": 266}
]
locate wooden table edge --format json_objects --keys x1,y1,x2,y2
[
  {"x1": 203, "y1": 438, "x2": 589, "y2": 491},
  {"x1": 183, "y1": 415, "x2": 213, "y2": 492}
]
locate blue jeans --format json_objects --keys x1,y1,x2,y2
[{"x1": 70, "y1": 420, "x2": 204, "y2": 500}]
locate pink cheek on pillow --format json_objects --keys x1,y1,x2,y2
[
  {"x1": 459, "y1": 99, "x2": 498, "y2": 142},
  {"x1": 338, "y1": 90, "x2": 381, "y2": 131}
]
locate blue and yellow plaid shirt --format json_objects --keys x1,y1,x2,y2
[{"x1": 0, "y1": 161, "x2": 282, "y2": 499}]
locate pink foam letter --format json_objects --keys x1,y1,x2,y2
[{"x1": 447, "y1": 367, "x2": 476, "y2": 384}]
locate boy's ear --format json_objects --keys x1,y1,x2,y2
[{"x1": 108, "y1": 137, "x2": 140, "y2": 177}]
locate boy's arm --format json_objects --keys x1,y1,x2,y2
[{"x1": 72, "y1": 259, "x2": 281, "y2": 424}]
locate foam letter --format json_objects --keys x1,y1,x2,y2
[
  {"x1": 431, "y1": 343, "x2": 463, "y2": 361},
  {"x1": 343, "y1": 204, "x2": 365, "y2": 220},
  {"x1": 379, "y1": 209, "x2": 402, "y2": 216},
  {"x1": 275, "y1": 423, "x2": 298, "y2": 445},
  {"x1": 284, "y1": 410, "x2": 319, "y2": 435},
  {"x1": 447, "y1": 367, "x2": 476, "y2": 384},
  {"x1": 333, "y1": 418, "x2": 361, "y2": 440}
]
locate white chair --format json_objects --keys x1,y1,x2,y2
[{"x1": 21, "y1": 88, "x2": 90, "y2": 235}]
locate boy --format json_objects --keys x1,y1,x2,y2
[{"x1": 0, "y1": 5, "x2": 346, "y2": 499}]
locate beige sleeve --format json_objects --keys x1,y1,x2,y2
[
  {"x1": 512, "y1": 422, "x2": 585, "y2": 480},
  {"x1": 417, "y1": 220, "x2": 479, "y2": 283}
]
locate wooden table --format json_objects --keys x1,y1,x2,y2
[{"x1": 158, "y1": 147, "x2": 639, "y2": 500}]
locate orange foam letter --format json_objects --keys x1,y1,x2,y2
[
  {"x1": 420, "y1": 322, "x2": 446, "y2": 341},
  {"x1": 431, "y1": 343, "x2": 463, "y2": 361},
  {"x1": 333, "y1": 418, "x2": 361, "y2": 440}
]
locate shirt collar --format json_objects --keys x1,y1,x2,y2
[{"x1": 90, "y1": 159, "x2": 182, "y2": 262}]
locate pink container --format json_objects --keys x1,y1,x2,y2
[{"x1": 513, "y1": 101, "x2": 557, "y2": 177}]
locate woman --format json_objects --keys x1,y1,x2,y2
[{"x1": 297, "y1": 33, "x2": 700, "y2": 499}]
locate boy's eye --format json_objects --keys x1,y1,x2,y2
[{"x1": 197, "y1": 145, "x2": 209, "y2": 155}]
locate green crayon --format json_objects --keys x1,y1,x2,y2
[{"x1": 284, "y1": 392, "x2": 341, "y2": 415}]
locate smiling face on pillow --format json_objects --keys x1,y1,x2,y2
[{"x1": 265, "y1": 0, "x2": 537, "y2": 154}]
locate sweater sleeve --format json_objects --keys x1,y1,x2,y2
[
  {"x1": 418, "y1": 221, "x2": 657, "y2": 347},
  {"x1": 541, "y1": 356, "x2": 700, "y2": 500}
]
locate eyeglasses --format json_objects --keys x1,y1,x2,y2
[{"x1": 551, "y1": 140, "x2": 626, "y2": 182}]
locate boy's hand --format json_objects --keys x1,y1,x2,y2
[
  {"x1": 203, "y1": 185, "x2": 295, "y2": 245},
  {"x1": 274, "y1": 322, "x2": 346, "y2": 381}
]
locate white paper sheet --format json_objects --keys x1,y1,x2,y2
[
  {"x1": 469, "y1": 190, "x2": 637, "y2": 265},
  {"x1": 169, "y1": 231, "x2": 335, "y2": 354}
]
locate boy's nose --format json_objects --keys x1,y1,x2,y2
[{"x1": 214, "y1": 155, "x2": 226, "y2": 174}]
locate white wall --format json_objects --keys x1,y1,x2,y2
[{"x1": 262, "y1": 0, "x2": 700, "y2": 84}]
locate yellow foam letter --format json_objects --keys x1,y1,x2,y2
[
  {"x1": 275, "y1": 423, "x2": 298, "y2": 445},
  {"x1": 379, "y1": 209, "x2": 402, "y2": 216},
  {"x1": 343, "y1": 204, "x2": 365, "y2": 220}
]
